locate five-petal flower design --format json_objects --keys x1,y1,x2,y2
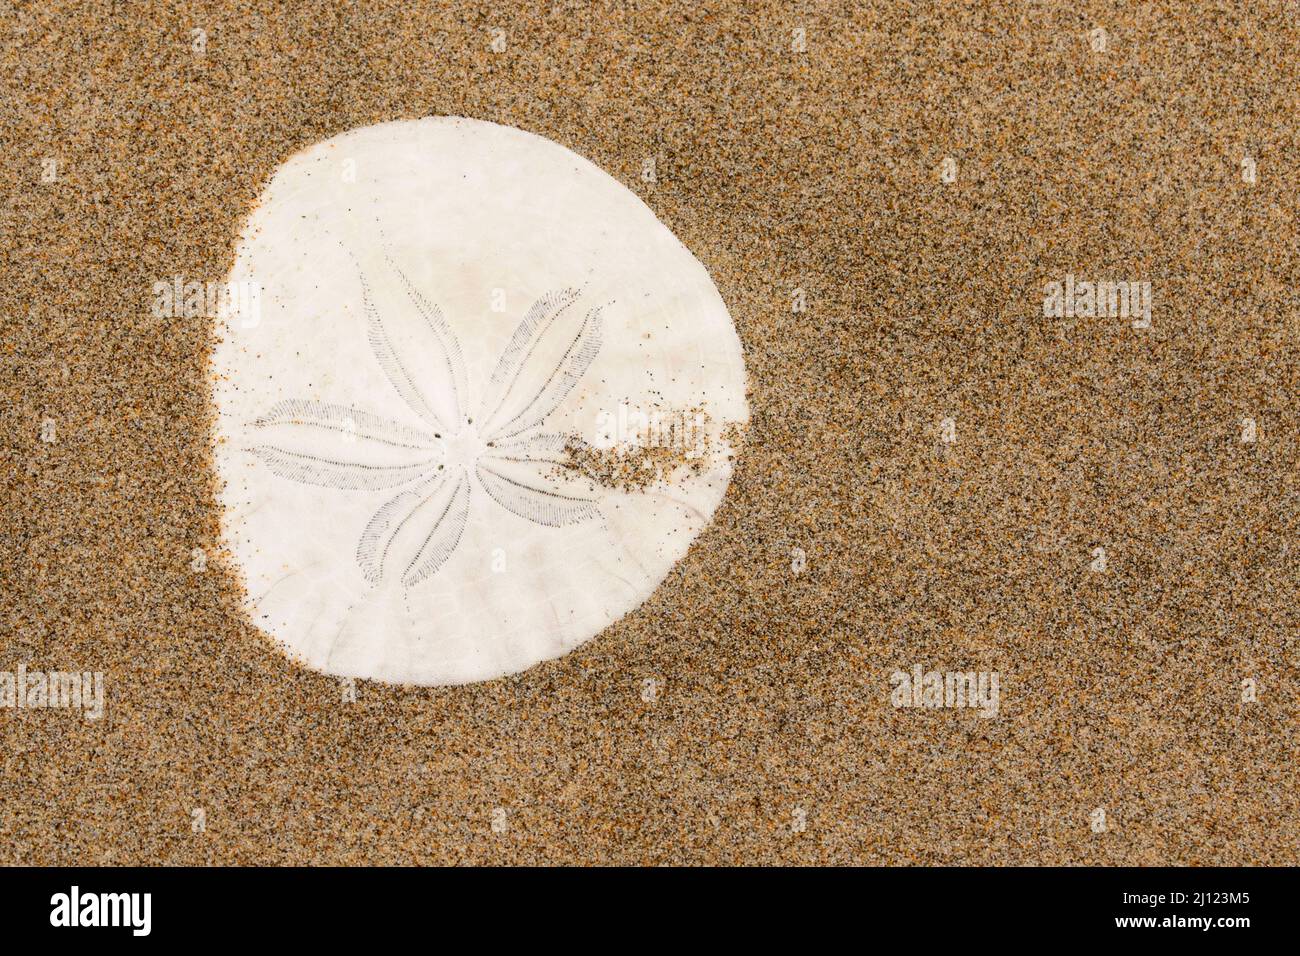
[{"x1": 247, "y1": 256, "x2": 603, "y2": 589}]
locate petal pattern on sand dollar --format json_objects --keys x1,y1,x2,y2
[
  {"x1": 361, "y1": 257, "x2": 466, "y2": 434},
  {"x1": 356, "y1": 471, "x2": 450, "y2": 584},
  {"x1": 481, "y1": 294, "x2": 603, "y2": 442},
  {"x1": 476, "y1": 459, "x2": 598, "y2": 527},
  {"x1": 398, "y1": 469, "x2": 471, "y2": 588},
  {"x1": 478, "y1": 287, "x2": 582, "y2": 428},
  {"x1": 482, "y1": 431, "x2": 572, "y2": 467},
  {"x1": 249, "y1": 270, "x2": 600, "y2": 585},
  {"x1": 252, "y1": 399, "x2": 440, "y2": 450},
  {"x1": 247, "y1": 445, "x2": 439, "y2": 491}
]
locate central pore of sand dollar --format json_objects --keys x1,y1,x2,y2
[{"x1": 211, "y1": 116, "x2": 749, "y2": 686}]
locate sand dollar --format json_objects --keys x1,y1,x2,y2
[{"x1": 211, "y1": 117, "x2": 748, "y2": 685}]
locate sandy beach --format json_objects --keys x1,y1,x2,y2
[{"x1": 1, "y1": 0, "x2": 1296, "y2": 864}]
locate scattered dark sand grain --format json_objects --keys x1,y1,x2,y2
[
  {"x1": 1, "y1": 1, "x2": 1297, "y2": 864},
  {"x1": 559, "y1": 406, "x2": 716, "y2": 492}
]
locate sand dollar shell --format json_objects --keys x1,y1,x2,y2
[{"x1": 212, "y1": 117, "x2": 748, "y2": 685}]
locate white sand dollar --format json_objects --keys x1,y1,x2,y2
[{"x1": 211, "y1": 117, "x2": 748, "y2": 685}]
